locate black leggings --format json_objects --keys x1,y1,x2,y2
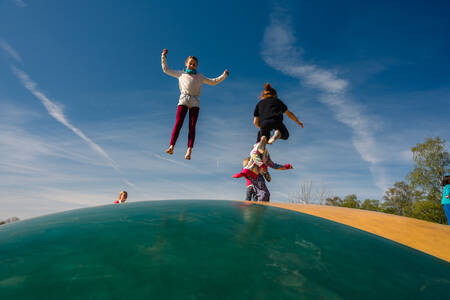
[{"x1": 257, "y1": 118, "x2": 289, "y2": 142}]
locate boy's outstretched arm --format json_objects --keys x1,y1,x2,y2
[
  {"x1": 285, "y1": 110, "x2": 303, "y2": 128},
  {"x1": 202, "y1": 69, "x2": 229, "y2": 86},
  {"x1": 161, "y1": 49, "x2": 182, "y2": 78}
]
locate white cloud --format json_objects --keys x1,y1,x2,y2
[
  {"x1": 12, "y1": 0, "x2": 26, "y2": 8},
  {"x1": 10, "y1": 66, "x2": 134, "y2": 187},
  {"x1": 261, "y1": 7, "x2": 386, "y2": 191},
  {"x1": 0, "y1": 39, "x2": 23, "y2": 63}
]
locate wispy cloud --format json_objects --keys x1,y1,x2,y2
[
  {"x1": 0, "y1": 39, "x2": 23, "y2": 63},
  {"x1": 12, "y1": 0, "x2": 26, "y2": 8},
  {"x1": 151, "y1": 153, "x2": 211, "y2": 174},
  {"x1": 261, "y1": 6, "x2": 387, "y2": 191},
  {"x1": 10, "y1": 66, "x2": 134, "y2": 187}
]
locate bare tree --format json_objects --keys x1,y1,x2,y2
[
  {"x1": 290, "y1": 180, "x2": 332, "y2": 205},
  {"x1": 0, "y1": 217, "x2": 20, "y2": 226},
  {"x1": 315, "y1": 180, "x2": 331, "y2": 205},
  {"x1": 289, "y1": 180, "x2": 313, "y2": 204}
]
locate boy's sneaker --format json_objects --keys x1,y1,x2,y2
[
  {"x1": 263, "y1": 171, "x2": 271, "y2": 182},
  {"x1": 268, "y1": 130, "x2": 281, "y2": 144}
]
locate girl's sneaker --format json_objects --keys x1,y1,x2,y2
[
  {"x1": 258, "y1": 136, "x2": 267, "y2": 153},
  {"x1": 268, "y1": 130, "x2": 281, "y2": 144}
]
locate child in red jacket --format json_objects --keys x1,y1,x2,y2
[
  {"x1": 239, "y1": 157, "x2": 257, "y2": 201},
  {"x1": 233, "y1": 137, "x2": 292, "y2": 202},
  {"x1": 114, "y1": 190, "x2": 127, "y2": 204}
]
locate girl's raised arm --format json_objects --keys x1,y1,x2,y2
[
  {"x1": 202, "y1": 69, "x2": 229, "y2": 86},
  {"x1": 161, "y1": 49, "x2": 182, "y2": 78},
  {"x1": 285, "y1": 110, "x2": 304, "y2": 128},
  {"x1": 266, "y1": 154, "x2": 293, "y2": 170}
]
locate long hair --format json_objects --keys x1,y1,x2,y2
[
  {"x1": 242, "y1": 157, "x2": 250, "y2": 167},
  {"x1": 442, "y1": 175, "x2": 450, "y2": 186},
  {"x1": 260, "y1": 83, "x2": 277, "y2": 100}
]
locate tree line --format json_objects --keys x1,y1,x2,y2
[
  {"x1": 0, "y1": 217, "x2": 20, "y2": 226},
  {"x1": 291, "y1": 137, "x2": 449, "y2": 224}
]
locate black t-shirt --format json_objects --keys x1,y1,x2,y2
[{"x1": 253, "y1": 97, "x2": 288, "y2": 121}]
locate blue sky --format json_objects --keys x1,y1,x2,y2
[{"x1": 1, "y1": 0, "x2": 449, "y2": 219}]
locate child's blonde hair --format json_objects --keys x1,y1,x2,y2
[
  {"x1": 119, "y1": 190, "x2": 128, "y2": 199},
  {"x1": 260, "y1": 82, "x2": 277, "y2": 100},
  {"x1": 185, "y1": 56, "x2": 198, "y2": 64},
  {"x1": 242, "y1": 157, "x2": 250, "y2": 167}
]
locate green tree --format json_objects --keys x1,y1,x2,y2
[
  {"x1": 407, "y1": 137, "x2": 450, "y2": 204},
  {"x1": 361, "y1": 199, "x2": 380, "y2": 211},
  {"x1": 325, "y1": 196, "x2": 342, "y2": 207},
  {"x1": 410, "y1": 200, "x2": 447, "y2": 223},
  {"x1": 342, "y1": 194, "x2": 361, "y2": 209},
  {"x1": 0, "y1": 217, "x2": 20, "y2": 226},
  {"x1": 382, "y1": 181, "x2": 419, "y2": 216}
]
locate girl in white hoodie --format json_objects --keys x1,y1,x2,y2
[{"x1": 161, "y1": 49, "x2": 229, "y2": 160}]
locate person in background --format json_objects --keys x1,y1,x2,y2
[
  {"x1": 114, "y1": 190, "x2": 128, "y2": 204},
  {"x1": 441, "y1": 175, "x2": 450, "y2": 225}
]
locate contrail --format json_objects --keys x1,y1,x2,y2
[
  {"x1": 151, "y1": 153, "x2": 210, "y2": 174},
  {"x1": 0, "y1": 39, "x2": 23, "y2": 63},
  {"x1": 11, "y1": 65, "x2": 134, "y2": 187}
]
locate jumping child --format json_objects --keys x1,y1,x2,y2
[
  {"x1": 441, "y1": 175, "x2": 450, "y2": 225},
  {"x1": 161, "y1": 49, "x2": 229, "y2": 160},
  {"x1": 240, "y1": 157, "x2": 257, "y2": 201},
  {"x1": 254, "y1": 83, "x2": 303, "y2": 144},
  {"x1": 114, "y1": 190, "x2": 127, "y2": 204},
  {"x1": 233, "y1": 136, "x2": 293, "y2": 202}
]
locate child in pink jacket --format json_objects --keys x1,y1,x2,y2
[{"x1": 233, "y1": 137, "x2": 292, "y2": 202}]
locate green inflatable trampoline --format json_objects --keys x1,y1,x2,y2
[{"x1": 0, "y1": 200, "x2": 449, "y2": 299}]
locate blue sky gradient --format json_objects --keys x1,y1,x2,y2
[{"x1": 1, "y1": 0, "x2": 449, "y2": 219}]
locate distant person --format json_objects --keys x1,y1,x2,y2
[
  {"x1": 233, "y1": 136, "x2": 293, "y2": 202},
  {"x1": 114, "y1": 190, "x2": 128, "y2": 204},
  {"x1": 253, "y1": 83, "x2": 303, "y2": 144},
  {"x1": 441, "y1": 175, "x2": 450, "y2": 225},
  {"x1": 161, "y1": 48, "x2": 229, "y2": 160}
]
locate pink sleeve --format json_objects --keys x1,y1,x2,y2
[{"x1": 245, "y1": 178, "x2": 252, "y2": 187}]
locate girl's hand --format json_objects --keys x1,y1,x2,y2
[
  {"x1": 224, "y1": 69, "x2": 229, "y2": 76},
  {"x1": 162, "y1": 49, "x2": 168, "y2": 56},
  {"x1": 279, "y1": 164, "x2": 293, "y2": 170},
  {"x1": 298, "y1": 121, "x2": 304, "y2": 128}
]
